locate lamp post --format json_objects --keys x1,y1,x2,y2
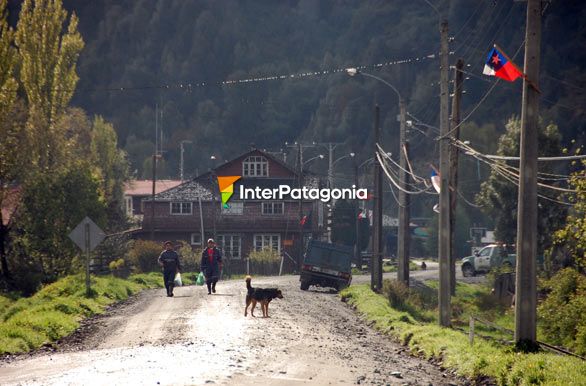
[
  {"x1": 180, "y1": 140, "x2": 192, "y2": 182},
  {"x1": 346, "y1": 68, "x2": 410, "y2": 287}
]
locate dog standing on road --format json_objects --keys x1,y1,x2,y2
[{"x1": 244, "y1": 276, "x2": 283, "y2": 318}]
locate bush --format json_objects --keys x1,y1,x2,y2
[
  {"x1": 248, "y1": 248, "x2": 280, "y2": 275},
  {"x1": 178, "y1": 241, "x2": 201, "y2": 272},
  {"x1": 125, "y1": 240, "x2": 162, "y2": 273},
  {"x1": 538, "y1": 268, "x2": 586, "y2": 355},
  {"x1": 382, "y1": 279, "x2": 436, "y2": 322}
]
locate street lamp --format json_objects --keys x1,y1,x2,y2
[
  {"x1": 180, "y1": 140, "x2": 192, "y2": 182},
  {"x1": 302, "y1": 154, "x2": 324, "y2": 170},
  {"x1": 346, "y1": 67, "x2": 410, "y2": 288}
]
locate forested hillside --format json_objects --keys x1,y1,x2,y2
[{"x1": 45, "y1": 0, "x2": 583, "y2": 179}]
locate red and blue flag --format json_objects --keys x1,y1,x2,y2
[{"x1": 483, "y1": 46, "x2": 523, "y2": 82}]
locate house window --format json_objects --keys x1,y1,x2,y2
[
  {"x1": 262, "y1": 202, "x2": 284, "y2": 215},
  {"x1": 221, "y1": 201, "x2": 243, "y2": 215},
  {"x1": 170, "y1": 202, "x2": 192, "y2": 215},
  {"x1": 190, "y1": 233, "x2": 202, "y2": 245},
  {"x1": 125, "y1": 196, "x2": 133, "y2": 216},
  {"x1": 217, "y1": 234, "x2": 241, "y2": 259},
  {"x1": 242, "y1": 156, "x2": 268, "y2": 177},
  {"x1": 254, "y1": 234, "x2": 281, "y2": 254}
]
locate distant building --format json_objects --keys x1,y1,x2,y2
[
  {"x1": 123, "y1": 180, "x2": 182, "y2": 220},
  {"x1": 137, "y1": 149, "x2": 321, "y2": 273}
]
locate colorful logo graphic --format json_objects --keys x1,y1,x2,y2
[{"x1": 217, "y1": 176, "x2": 241, "y2": 208}]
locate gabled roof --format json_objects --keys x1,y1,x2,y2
[
  {"x1": 154, "y1": 180, "x2": 213, "y2": 201},
  {"x1": 124, "y1": 180, "x2": 182, "y2": 196},
  {"x1": 195, "y1": 148, "x2": 298, "y2": 181}
]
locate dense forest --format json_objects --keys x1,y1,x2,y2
[{"x1": 40, "y1": 0, "x2": 584, "y2": 177}]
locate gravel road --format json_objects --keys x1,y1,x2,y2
[{"x1": 0, "y1": 275, "x2": 463, "y2": 385}]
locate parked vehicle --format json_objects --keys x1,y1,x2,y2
[
  {"x1": 461, "y1": 244, "x2": 515, "y2": 277},
  {"x1": 300, "y1": 240, "x2": 353, "y2": 291}
]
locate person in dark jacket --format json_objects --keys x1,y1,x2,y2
[
  {"x1": 201, "y1": 238, "x2": 222, "y2": 294},
  {"x1": 158, "y1": 241, "x2": 182, "y2": 297}
]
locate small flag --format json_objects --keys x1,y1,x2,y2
[
  {"x1": 431, "y1": 169, "x2": 441, "y2": 194},
  {"x1": 483, "y1": 46, "x2": 523, "y2": 82}
]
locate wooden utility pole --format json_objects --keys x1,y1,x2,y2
[
  {"x1": 372, "y1": 105, "x2": 383, "y2": 292},
  {"x1": 397, "y1": 99, "x2": 410, "y2": 286},
  {"x1": 449, "y1": 58, "x2": 464, "y2": 295},
  {"x1": 438, "y1": 20, "x2": 451, "y2": 327},
  {"x1": 298, "y1": 143, "x2": 304, "y2": 271},
  {"x1": 150, "y1": 154, "x2": 158, "y2": 240},
  {"x1": 515, "y1": 0, "x2": 541, "y2": 349}
]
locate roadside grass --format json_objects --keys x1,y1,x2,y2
[
  {"x1": 0, "y1": 271, "x2": 197, "y2": 354},
  {"x1": 340, "y1": 284, "x2": 586, "y2": 385}
]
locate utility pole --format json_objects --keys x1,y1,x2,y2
[
  {"x1": 397, "y1": 99, "x2": 410, "y2": 285},
  {"x1": 515, "y1": 0, "x2": 541, "y2": 349},
  {"x1": 372, "y1": 105, "x2": 383, "y2": 292},
  {"x1": 180, "y1": 140, "x2": 192, "y2": 182},
  {"x1": 449, "y1": 58, "x2": 464, "y2": 295},
  {"x1": 438, "y1": 19, "x2": 452, "y2": 327},
  {"x1": 298, "y1": 142, "x2": 304, "y2": 271},
  {"x1": 150, "y1": 154, "x2": 159, "y2": 240},
  {"x1": 354, "y1": 160, "x2": 361, "y2": 268}
]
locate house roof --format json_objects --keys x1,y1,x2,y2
[
  {"x1": 124, "y1": 180, "x2": 182, "y2": 196},
  {"x1": 1, "y1": 186, "x2": 22, "y2": 227}
]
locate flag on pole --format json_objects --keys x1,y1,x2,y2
[
  {"x1": 482, "y1": 45, "x2": 523, "y2": 82},
  {"x1": 431, "y1": 169, "x2": 441, "y2": 193}
]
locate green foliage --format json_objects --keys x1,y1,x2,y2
[
  {"x1": 550, "y1": 159, "x2": 586, "y2": 271},
  {"x1": 15, "y1": 0, "x2": 84, "y2": 170},
  {"x1": 248, "y1": 248, "x2": 280, "y2": 264},
  {"x1": 125, "y1": 240, "x2": 162, "y2": 273},
  {"x1": 108, "y1": 258, "x2": 125, "y2": 271},
  {"x1": 476, "y1": 117, "x2": 567, "y2": 253},
  {"x1": 178, "y1": 242, "x2": 200, "y2": 272},
  {"x1": 539, "y1": 268, "x2": 586, "y2": 355},
  {"x1": 90, "y1": 115, "x2": 129, "y2": 230},
  {"x1": 341, "y1": 284, "x2": 586, "y2": 385},
  {"x1": 248, "y1": 248, "x2": 280, "y2": 275},
  {"x1": 0, "y1": 272, "x2": 163, "y2": 354},
  {"x1": 0, "y1": 0, "x2": 16, "y2": 123},
  {"x1": 8, "y1": 166, "x2": 107, "y2": 293}
]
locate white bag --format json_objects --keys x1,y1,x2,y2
[{"x1": 174, "y1": 272, "x2": 183, "y2": 287}]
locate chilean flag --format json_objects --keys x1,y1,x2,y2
[
  {"x1": 483, "y1": 46, "x2": 523, "y2": 82},
  {"x1": 431, "y1": 169, "x2": 440, "y2": 194}
]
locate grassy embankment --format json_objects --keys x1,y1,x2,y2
[
  {"x1": 340, "y1": 282, "x2": 586, "y2": 385},
  {"x1": 0, "y1": 272, "x2": 196, "y2": 354}
]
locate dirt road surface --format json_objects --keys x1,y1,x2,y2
[{"x1": 0, "y1": 276, "x2": 462, "y2": 385}]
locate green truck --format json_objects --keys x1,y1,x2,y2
[
  {"x1": 300, "y1": 240, "x2": 353, "y2": 292},
  {"x1": 461, "y1": 244, "x2": 516, "y2": 277}
]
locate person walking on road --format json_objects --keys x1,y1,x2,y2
[
  {"x1": 201, "y1": 238, "x2": 222, "y2": 294},
  {"x1": 158, "y1": 241, "x2": 182, "y2": 297}
]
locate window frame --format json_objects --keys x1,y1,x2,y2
[
  {"x1": 261, "y1": 201, "x2": 284, "y2": 215},
  {"x1": 242, "y1": 155, "x2": 269, "y2": 177},
  {"x1": 217, "y1": 234, "x2": 242, "y2": 259},
  {"x1": 253, "y1": 233, "x2": 281, "y2": 254},
  {"x1": 170, "y1": 201, "x2": 193, "y2": 215}
]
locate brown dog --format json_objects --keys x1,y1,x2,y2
[{"x1": 244, "y1": 276, "x2": 283, "y2": 317}]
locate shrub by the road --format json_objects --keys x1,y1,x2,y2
[
  {"x1": 0, "y1": 272, "x2": 165, "y2": 354},
  {"x1": 539, "y1": 268, "x2": 586, "y2": 355},
  {"x1": 125, "y1": 240, "x2": 162, "y2": 273},
  {"x1": 341, "y1": 284, "x2": 586, "y2": 385}
]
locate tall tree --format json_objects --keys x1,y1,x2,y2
[
  {"x1": 476, "y1": 117, "x2": 567, "y2": 253},
  {"x1": 90, "y1": 115, "x2": 129, "y2": 230},
  {"x1": 15, "y1": 0, "x2": 84, "y2": 171},
  {"x1": 0, "y1": 0, "x2": 19, "y2": 281}
]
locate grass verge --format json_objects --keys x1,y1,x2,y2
[
  {"x1": 0, "y1": 271, "x2": 196, "y2": 354},
  {"x1": 340, "y1": 284, "x2": 586, "y2": 385}
]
